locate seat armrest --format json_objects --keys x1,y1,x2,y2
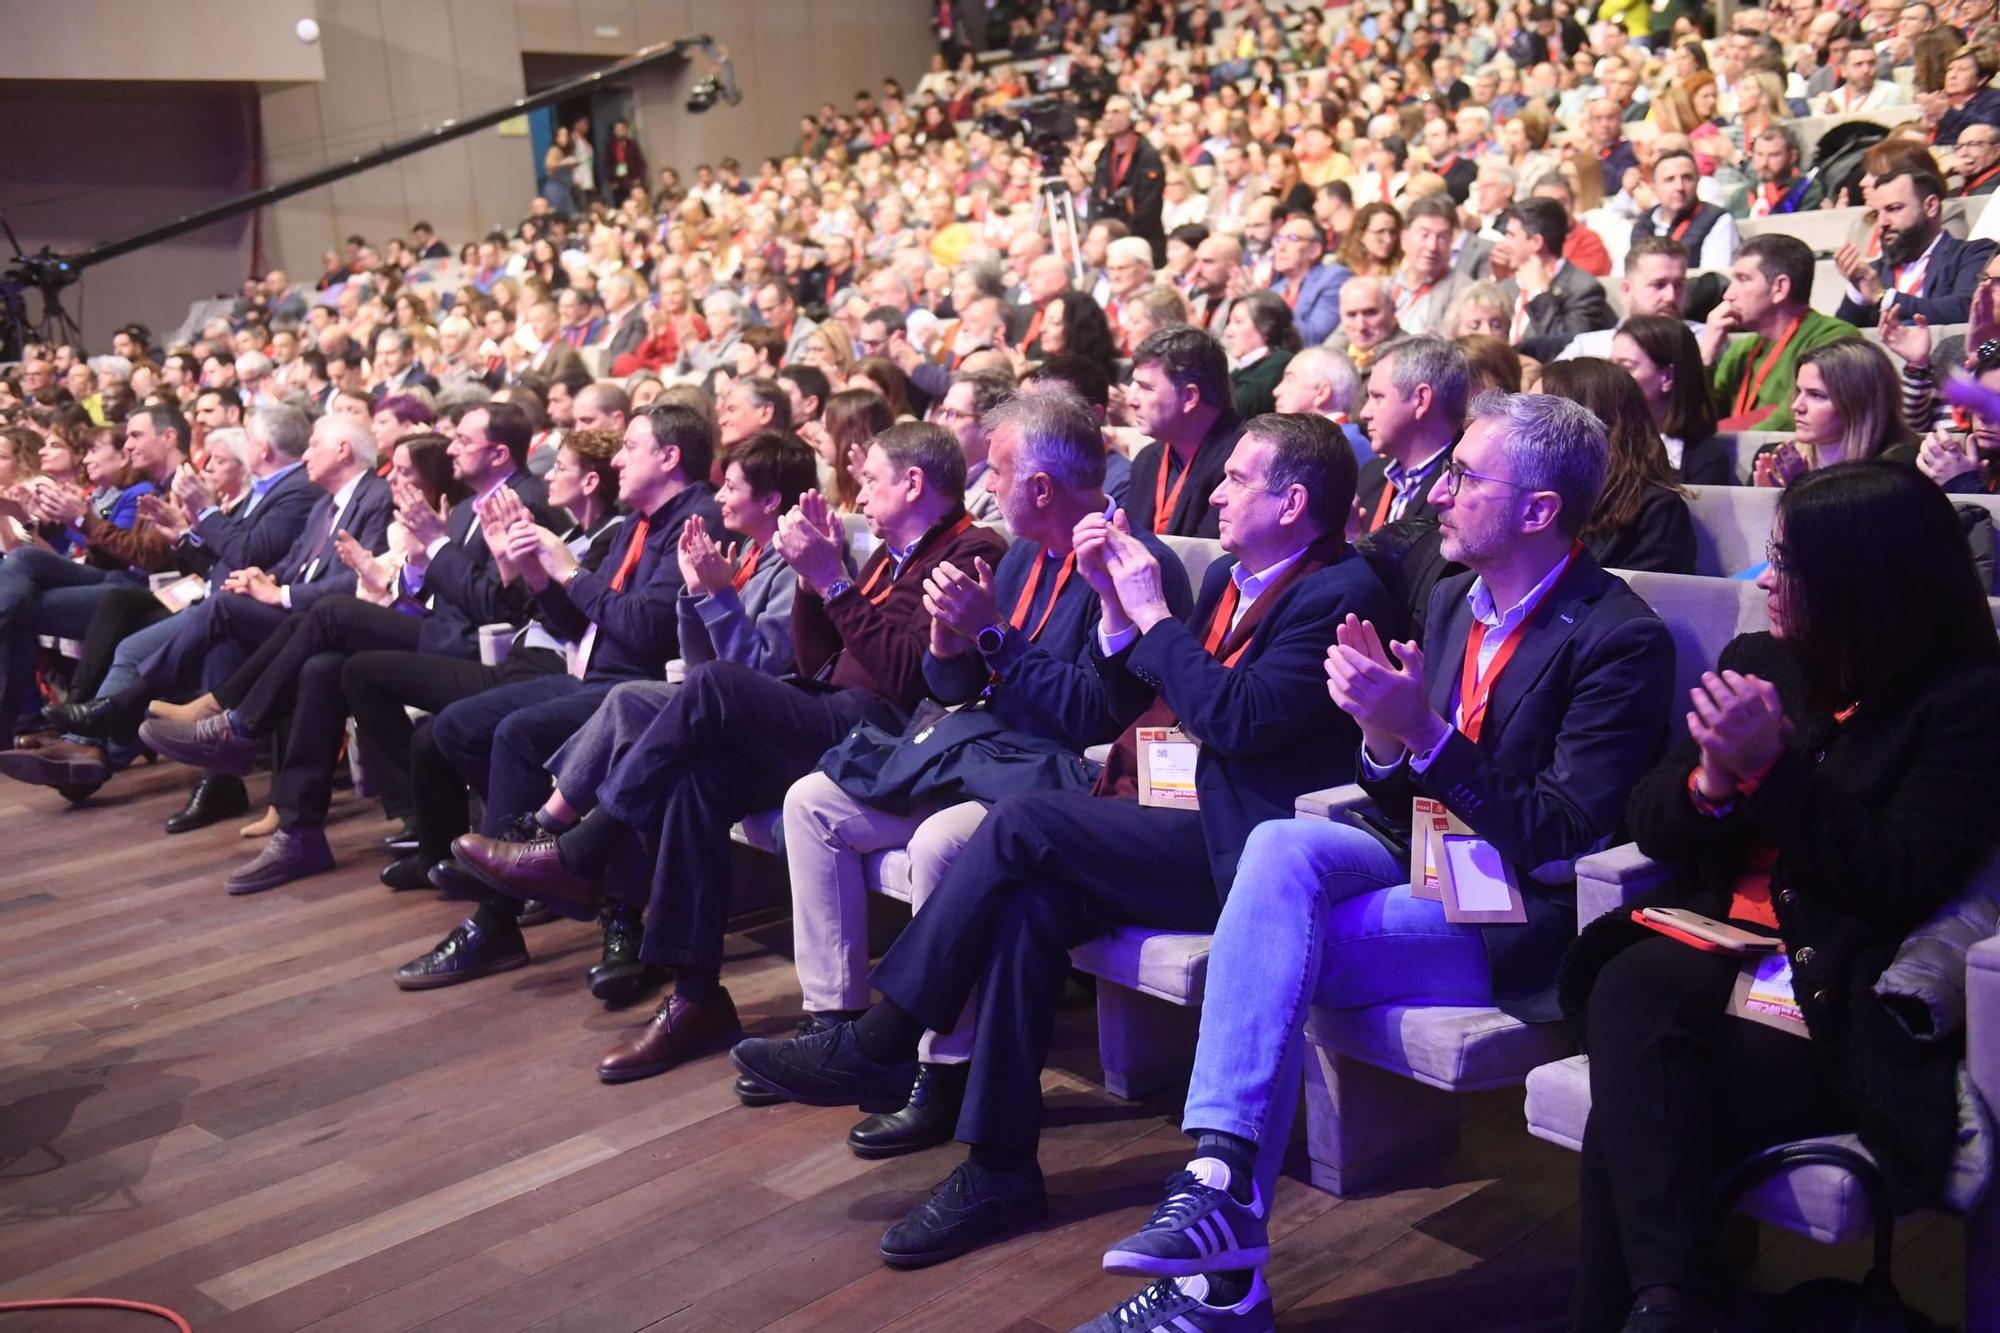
[
  {"x1": 1969, "y1": 935, "x2": 2000, "y2": 1121},
  {"x1": 1574, "y1": 842, "x2": 1674, "y2": 931},
  {"x1": 1296, "y1": 783, "x2": 1372, "y2": 822}
]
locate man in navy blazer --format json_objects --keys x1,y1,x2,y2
[
  {"x1": 1266, "y1": 218, "x2": 1346, "y2": 345},
  {"x1": 1834, "y1": 166, "x2": 1998, "y2": 328},
  {"x1": 732, "y1": 414, "x2": 1398, "y2": 1273},
  {"x1": 1076, "y1": 392, "x2": 1675, "y2": 1330},
  {"x1": 140, "y1": 403, "x2": 549, "y2": 890}
]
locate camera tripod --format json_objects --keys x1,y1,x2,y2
[{"x1": 1033, "y1": 176, "x2": 1087, "y2": 286}]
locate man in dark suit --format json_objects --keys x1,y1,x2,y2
[
  {"x1": 447, "y1": 422, "x2": 1007, "y2": 1082},
  {"x1": 732, "y1": 414, "x2": 1398, "y2": 1272},
  {"x1": 1833, "y1": 166, "x2": 1998, "y2": 328},
  {"x1": 367, "y1": 329, "x2": 439, "y2": 400},
  {"x1": 1078, "y1": 392, "x2": 1675, "y2": 1329},
  {"x1": 1497, "y1": 197, "x2": 1616, "y2": 362},
  {"x1": 140, "y1": 403, "x2": 550, "y2": 892},
  {"x1": 1125, "y1": 327, "x2": 1243, "y2": 539},
  {"x1": 596, "y1": 272, "x2": 649, "y2": 366},
  {"x1": 1356, "y1": 335, "x2": 1467, "y2": 535},
  {"x1": 381, "y1": 409, "x2": 726, "y2": 991},
  {"x1": 410, "y1": 221, "x2": 451, "y2": 262}
]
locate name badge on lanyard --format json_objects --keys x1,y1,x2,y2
[{"x1": 1137, "y1": 726, "x2": 1202, "y2": 810}]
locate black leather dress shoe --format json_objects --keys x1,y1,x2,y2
[
  {"x1": 380, "y1": 819, "x2": 420, "y2": 855},
  {"x1": 878, "y1": 1159, "x2": 1047, "y2": 1268},
  {"x1": 380, "y1": 854, "x2": 433, "y2": 891},
  {"x1": 735, "y1": 1011, "x2": 856, "y2": 1106},
  {"x1": 164, "y1": 774, "x2": 250, "y2": 835},
  {"x1": 515, "y1": 900, "x2": 557, "y2": 928},
  {"x1": 393, "y1": 919, "x2": 530, "y2": 990},
  {"x1": 588, "y1": 908, "x2": 668, "y2": 1005},
  {"x1": 729, "y1": 1020, "x2": 917, "y2": 1111},
  {"x1": 848, "y1": 1061, "x2": 968, "y2": 1159},
  {"x1": 41, "y1": 695, "x2": 131, "y2": 740},
  {"x1": 426, "y1": 858, "x2": 488, "y2": 900}
]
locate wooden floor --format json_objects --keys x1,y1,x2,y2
[{"x1": 0, "y1": 762, "x2": 1968, "y2": 1331}]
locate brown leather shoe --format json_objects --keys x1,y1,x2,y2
[
  {"x1": 0, "y1": 738, "x2": 109, "y2": 788},
  {"x1": 597, "y1": 991, "x2": 743, "y2": 1083},
  {"x1": 451, "y1": 831, "x2": 603, "y2": 921}
]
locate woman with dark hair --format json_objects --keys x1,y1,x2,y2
[
  {"x1": 1540, "y1": 358, "x2": 1696, "y2": 574},
  {"x1": 1752, "y1": 338, "x2": 1915, "y2": 488},
  {"x1": 1562, "y1": 460, "x2": 2000, "y2": 1332},
  {"x1": 541, "y1": 125, "x2": 578, "y2": 215},
  {"x1": 1033, "y1": 291, "x2": 1120, "y2": 381},
  {"x1": 846, "y1": 357, "x2": 913, "y2": 423},
  {"x1": 810, "y1": 388, "x2": 893, "y2": 512},
  {"x1": 1221, "y1": 290, "x2": 1302, "y2": 419},
  {"x1": 1611, "y1": 315, "x2": 1729, "y2": 485}
]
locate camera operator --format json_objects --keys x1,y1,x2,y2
[{"x1": 1091, "y1": 96, "x2": 1166, "y2": 265}]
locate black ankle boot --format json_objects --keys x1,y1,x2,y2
[
  {"x1": 588, "y1": 906, "x2": 666, "y2": 1005},
  {"x1": 846, "y1": 1061, "x2": 967, "y2": 1159}
]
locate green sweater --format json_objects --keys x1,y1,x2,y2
[{"x1": 1711, "y1": 309, "x2": 1858, "y2": 433}]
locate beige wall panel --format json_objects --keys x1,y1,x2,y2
[{"x1": 0, "y1": 0, "x2": 325, "y2": 82}]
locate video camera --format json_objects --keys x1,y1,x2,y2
[{"x1": 977, "y1": 94, "x2": 1076, "y2": 179}]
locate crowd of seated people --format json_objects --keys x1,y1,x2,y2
[{"x1": 3, "y1": 0, "x2": 2000, "y2": 1328}]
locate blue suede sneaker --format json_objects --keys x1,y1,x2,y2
[
  {"x1": 1102, "y1": 1158, "x2": 1268, "y2": 1276},
  {"x1": 1069, "y1": 1273, "x2": 1275, "y2": 1332}
]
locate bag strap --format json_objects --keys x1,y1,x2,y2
[{"x1": 1712, "y1": 1141, "x2": 1898, "y2": 1299}]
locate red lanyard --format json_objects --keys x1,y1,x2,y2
[
  {"x1": 1369, "y1": 483, "x2": 1396, "y2": 533},
  {"x1": 1456, "y1": 545, "x2": 1580, "y2": 743},
  {"x1": 1734, "y1": 316, "x2": 1803, "y2": 419},
  {"x1": 1200, "y1": 578, "x2": 1251, "y2": 666},
  {"x1": 1106, "y1": 136, "x2": 1138, "y2": 191},
  {"x1": 1152, "y1": 449, "x2": 1195, "y2": 534},
  {"x1": 1282, "y1": 273, "x2": 1305, "y2": 309},
  {"x1": 1669, "y1": 210, "x2": 1695, "y2": 242},
  {"x1": 1018, "y1": 306, "x2": 1044, "y2": 351},
  {"x1": 1008, "y1": 551, "x2": 1075, "y2": 642},
  {"x1": 608, "y1": 519, "x2": 650, "y2": 590},
  {"x1": 857, "y1": 513, "x2": 975, "y2": 604},
  {"x1": 731, "y1": 542, "x2": 761, "y2": 592}
]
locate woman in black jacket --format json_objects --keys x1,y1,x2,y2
[
  {"x1": 1560, "y1": 461, "x2": 2000, "y2": 1332},
  {"x1": 1541, "y1": 357, "x2": 1696, "y2": 575},
  {"x1": 1612, "y1": 314, "x2": 1731, "y2": 486}
]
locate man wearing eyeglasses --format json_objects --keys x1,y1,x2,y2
[
  {"x1": 1078, "y1": 392, "x2": 1674, "y2": 1330},
  {"x1": 1266, "y1": 219, "x2": 1343, "y2": 345},
  {"x1": 1956, "y1": 128, "x2": 2000, "y2": 198}
]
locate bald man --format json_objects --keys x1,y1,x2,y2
[
  {"x1": 1187, "y1": 235, "x2": 1245, "y2": 336},
  {"x1": 1330, "y1": 277, "x2": 1402, "y2": 372},
  {"x1": 1016, "y1": 256, "x2": 1073, "y2": 353}
]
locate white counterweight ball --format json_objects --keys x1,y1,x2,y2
[{"x1": 296, "y1": 17, "x2": 321, "y2": 42}]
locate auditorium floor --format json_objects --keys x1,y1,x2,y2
[{"x1": 0, "y1": 762, "x2": 1968, "y2": 1332}]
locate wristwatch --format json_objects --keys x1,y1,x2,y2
[
  {"x1": 975, "y1": 622, "x2": 1009, "y2": 658},
  {"x1": 821, "y1": 577, "x2": 854, "y2": 603}
]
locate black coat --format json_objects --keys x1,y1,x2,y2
[
  {"x1": 1677, "y1": 434, "x2": 1734, "y2": 487},
  {"x1": 1584, "y1": 482, "x2": 1696, "y2": 575},
  {"x1": 1561, "y1": 632, "x2": 2000, "y2": 1209},
  {"x1": 1092, "y1": 132, "x2": 1167, "y2": 259},
  {"x1": 1126, "y1": 409, "x2": 1243, "y2": 539}
]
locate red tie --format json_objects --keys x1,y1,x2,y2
[{"x1": 609, "y1": 519, "x2": 649, "y2": 589}]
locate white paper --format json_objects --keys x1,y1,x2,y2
[{"x1": 1443, "y1": 837, "x2": 1516, "y2": 912}]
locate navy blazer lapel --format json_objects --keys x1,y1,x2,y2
[
  {"x1": 1923, "y1": 233, "x2": 1959, "y2": 298},
  {"x1": 1478, "y1": 556, "x2": 1612, "y2": 743},
  {"x1": 1426, "y1": 590, "x2": 1476, "y2": 718}
]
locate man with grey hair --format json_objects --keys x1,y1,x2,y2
[
  {"x1": 762, "y1": 391, "x2": 1194, "y2": 1142},
  {"x1": 1273, "y1": 345, "x2": 1369, "y2": 462},
  {"x1": 234, "y1": 352, "x2": 275, "y2": 405},
  {"x1": 1356, "y1": 335, "x2": 1468, "y2": 533},
  {"x1": 1331, "y1": 276, "x2": 1403, "y2": 372},
  {"x1": 689, "y1": 289, "x2": 746, "y2": 378},
  {"x1": 932, "y1": 366, "x2": 1015, "y2": 530},
  {"x1": 1080, "y1": 392, "x2": 1674, "y2": 1329}
]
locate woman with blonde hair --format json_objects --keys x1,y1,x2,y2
[
  {"x1": 1755, "y1": 338, "x2": 1916, "y2": 487},
  {"x1": 801, "y1": 322, "x2": 856, "y2": 382},
  {"x1": 1442, "y1": 281, "x2": 1510, "y2": 340}
]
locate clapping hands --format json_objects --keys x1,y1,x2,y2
[
  {"x1": 1324, "y1": 614, "x2": 1445, "y2": 762},
  {"x1": 1687, "y1": 670, "x2": 1791, "y2": 801}
]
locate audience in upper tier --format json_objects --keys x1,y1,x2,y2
[{"x1": 3, "y1": 3, "x2": 1999, "y2": 1329}]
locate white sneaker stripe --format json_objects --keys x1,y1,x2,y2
[{"x1": 1213, "y1": 1212, "x2": 1236, "y2": 1253}]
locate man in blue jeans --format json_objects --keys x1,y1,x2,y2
[{"x1": 1077, "y1": 392, "x2": 1677, "y2": 1332}]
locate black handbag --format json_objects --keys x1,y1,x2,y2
[
  {"x1": 817, "y1": 701, "x2": 1096, "y2": 817},
  {"x1": 1712, "y1": 1142, "x2": 1951, "y2": 1333}
]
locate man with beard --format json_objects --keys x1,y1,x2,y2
[{"x1": 1834, "y1": 167, "x2": 1996, "y2": 328}]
